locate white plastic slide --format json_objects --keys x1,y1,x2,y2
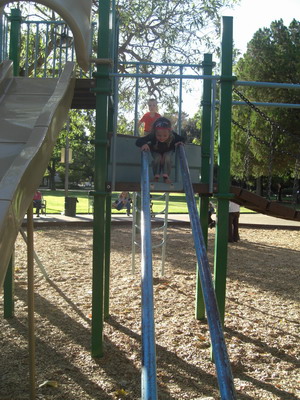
[{"x1": 0, "y1": 60, "x2": 75, "y2": 289}]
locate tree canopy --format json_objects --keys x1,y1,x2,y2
[{"x1": 231, "y1": 19, "x2": 300, "y2": 185}]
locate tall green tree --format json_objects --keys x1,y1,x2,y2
[{"x1": 232, "y1": 19, "x2": 300, "y2": 184}]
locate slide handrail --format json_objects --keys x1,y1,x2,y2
[
  {"x1": 178, "y1": 144, "x2": 236, "y2": 400},
  {"x1": 140, "y1": 151, "x2": 158, "y2": 399}
]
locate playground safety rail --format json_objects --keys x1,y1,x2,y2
[
  {"x1": 140, "y1": 151, "x2": 158, "y2": 399},
  {"x1": 131, "y1": 191, "x2": 169, "y2": 276},
  {"x1": 178, "y1": 144, "x2": 237, "y2": 400},
  {"x1": 0, "y1": 12, "x2": 97, "y2": 77}
]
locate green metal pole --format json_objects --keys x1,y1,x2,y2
[
  {"x1": 103, "y1": 2, "x2": 117, "y2": 319},
  {"x1": 213, "y1": 17, "x2": 234, "y2": 323},
  {"x1": 91, "y1": 0, "x2": 111, "y2": 357},
  {"x1": 9, "y1": 8, "x2": 21, "y2": 76},
  {"x1": 104, "y1": 100, "x2": 113, "y2": 320},
  {"x1": 27, "y1": 204, "x2": 36, "y2": 400},
  {"x1": 196, "y1": 53, "x2": 213, "y2": 320},
  {"x1": 3, "y1": 254, "x2": 14, "y2": 318},
  {"x1": 4, "y1": 8, "x2": 21, "y2": 318},
  {"x1": 104, "y1": 193, "x2": 111, "y2": 320}
]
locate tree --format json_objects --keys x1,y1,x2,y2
[
  {"x1": 92, "y1": 0, "x2": 240, "y2": 123},
  {"x1": 53, "y1": 110, "x2": 96, "y2": 188},
  {"x1": 232, "y1": 19, "x2": 300, "y2": 190}
]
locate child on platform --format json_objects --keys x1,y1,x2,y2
[
  {"x1": 138, "y1": 98, "x2": 161, "y2": 134},
  {"x1": 135, "y1": 117, "x2": 184, "y2": 184}
]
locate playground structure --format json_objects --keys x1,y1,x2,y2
[{"x1": 0, "y1": 1, "x2": 299, "y2": 399}]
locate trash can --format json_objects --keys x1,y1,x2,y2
[{"x1": 65, "y1": 196, "x2": 78, "y2": 217}]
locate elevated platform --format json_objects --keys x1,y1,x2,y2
[{"x1": 108, "y1": 134, "x2": 201, "y2": 192}]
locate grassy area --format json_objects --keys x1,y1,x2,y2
[{"x1": 40, "y1": 189, "x2": 257, "y2": 214}]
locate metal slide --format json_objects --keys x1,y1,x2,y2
[
  {"x1": 140, "y1": 151, "x2": 157, "y2": 399},
  {"x1": 0, "y1": 60, "x2": 75, "y2": 289},
  {"x1": 178, "y1": 144, "x2": 237, "y2": 400}
]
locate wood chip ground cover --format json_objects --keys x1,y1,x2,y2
[{"x1": 0, "y1": 226, "x2": 299, "y2": 399}]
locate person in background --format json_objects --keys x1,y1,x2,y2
[
  {"x1": 112, "y1": 191, "x2": 132, "y2": 216},
  {"x1": 33, "y1": 190, "x2": 42, "y2": 217},
  {"x1": 136, "y1": 117, "x2": 185, "y2": 184},
  {"x1": 138, "y1": 98, "x2": 161, "y2": 135},
  {"x1": 228, "y1": 201, "x2": 240, "y2": 242},
  {"x1": 208, "y1": 201, "x2": 216, "y2": 228}
]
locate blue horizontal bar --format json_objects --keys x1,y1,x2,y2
[
  {"x1": 118, "y1": 60, "x2": 203, "y2": 68},
  {"x1": 232, "y1": 100, "x2": 300, "y2": 109},
  {"x1": 235, "y1": 80, "x2": 300, "y2": 89},
  {"x1": 110, "y1": 72, "x2": 220, "y2": 80}
]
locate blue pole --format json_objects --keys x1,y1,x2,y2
[
  {"x1": 178, "y1": 145, "x2": 236, "y2": 400},
  {"x1": 134, "y1": 64, "x2": 140, "y2": 136},
  {"x1": 140, "y1": 151, "x2": 157, "y2": 400},
  {"x1": 232, "y1": 100, "x2": 300, "y2": 109},
  {"x1": 236, "y1": 80, "x2": 300, "y2": 89},
  {"x1": 178, "y1": 65, "x2": 183, "y2": 135}
]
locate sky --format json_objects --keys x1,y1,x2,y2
[
  {"x1": 183, "y1": 0, "x2": 299, "y2": 116},
  {"x1": 222, "y1": 0, "x2": 300, "y2": 54}
]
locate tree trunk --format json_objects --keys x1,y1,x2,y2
[{"x1": 256, "y1": 176, "x2": 262, "y2": 196}]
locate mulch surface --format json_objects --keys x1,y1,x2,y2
[{"x1": 0, "y1": 225, "x2": 299, "y2": 399}]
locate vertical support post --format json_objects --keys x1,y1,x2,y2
[
  {"x1": 0, "y1": 8, "x2": 4, "y2": 63},
  {"x1": 160, "y1": 193, "x2": 169, "y2": 276},
  {"x1": 214, "y1": 17, "x2": 233, "y2": 323},
  {"x1": 64, "y1": 118, "x2": 70, "y2": 200},
  {"x1": 196, "y1": 54, "x2": 213, "y2": 320},
  {"x1": 131, "y1": 192, "x2": 137, "y2": 274},
  {"x1": 134, "y1": 64, "x2": 140, "y2": 136},
  {"x1": 178, "y1": 65, "x2": 183, "y2": 136},
  {"x1": 104, "y1": 87, "x2": 114, "y2": 319},
  {"x1": 91, "y1": 0, "x2": 111, "y2": 357},
  {"x1": 3, "y1": 254, "x2": 14, "y2": 318},
  {"x1": 27, "y1": 204, "x2": 36, "y2": 400},
  {"x1": 104, "y1": 193, "x2": 111, "y2": 319},
  {"x1": 209, "y1": 79, "x2": 217, "y2": 193},
  {"x1": 9, "y1": 8, "x2": 21, "y2": 76}
]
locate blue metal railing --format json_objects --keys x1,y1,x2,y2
[
  {"x1": 0, "y1": 11, "x2": 9, "y2": 62},
  {"x1": 140, "y1": 151, "x2": 158, "y2": 400},
  {"x1": 178, "y1": 144, "x2": 236, "y2": 400}
]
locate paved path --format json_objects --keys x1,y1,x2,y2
[{"x1": 24, "y1": 212, "x2": 300, "y2": 229}]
